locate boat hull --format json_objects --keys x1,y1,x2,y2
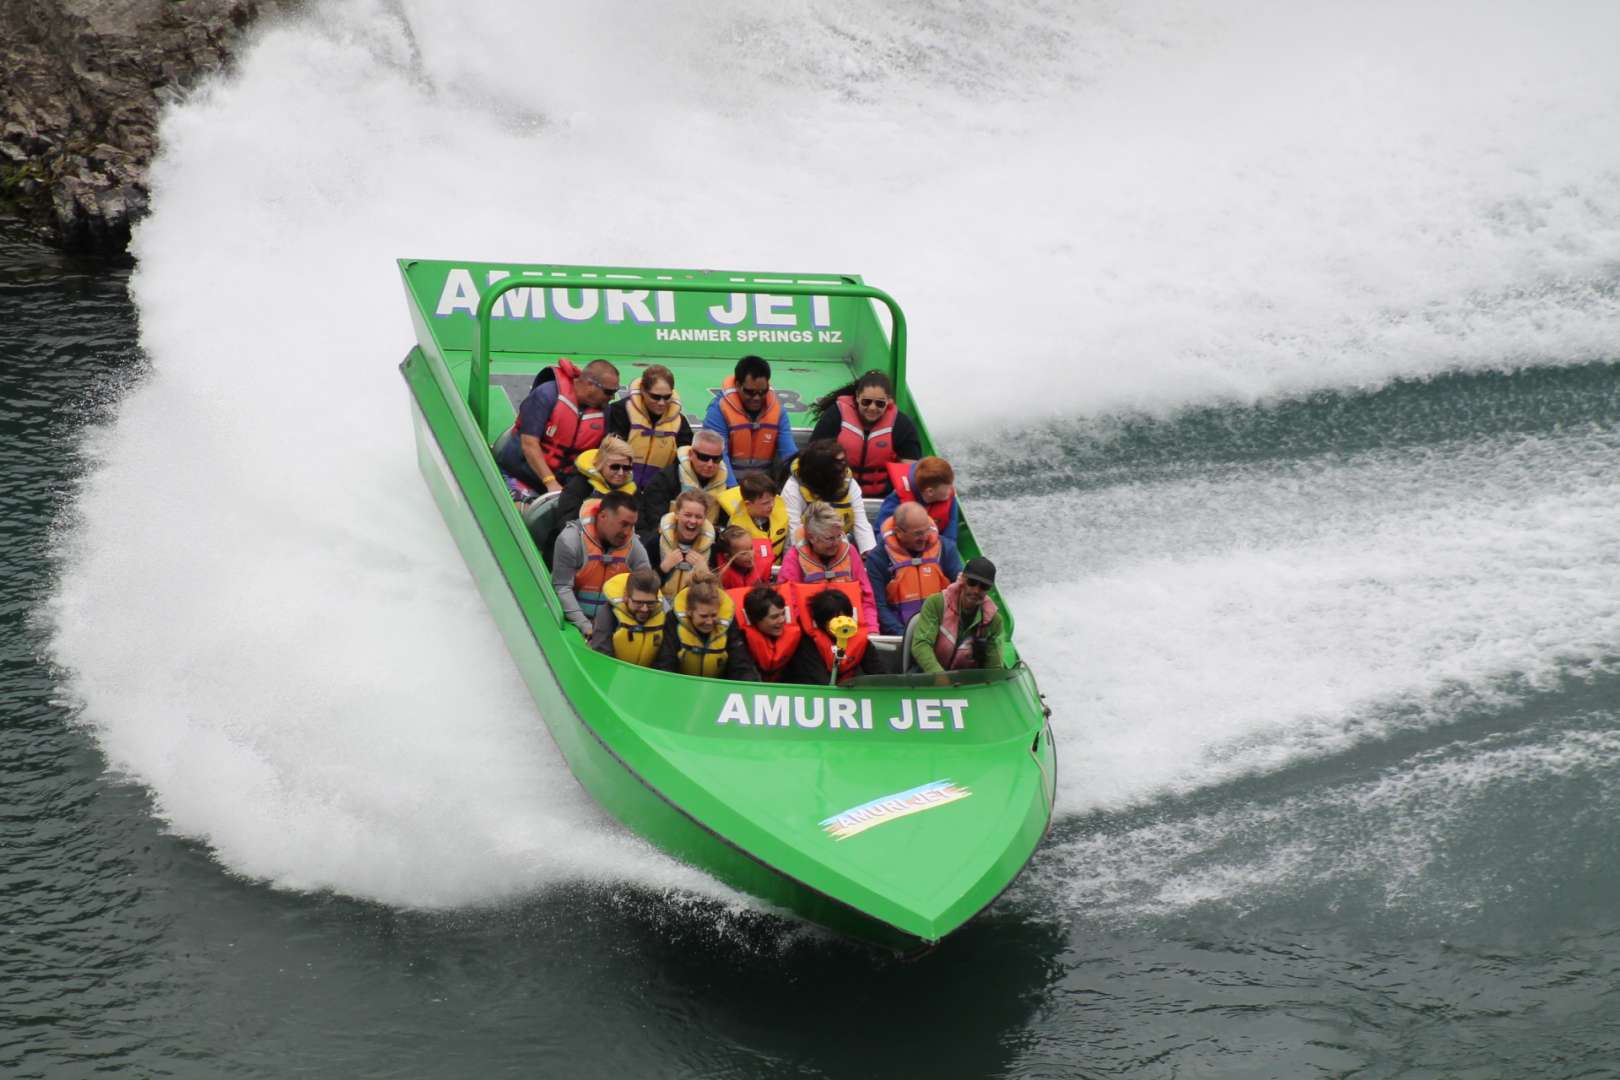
[{"x1": 395, "y1": 259, "x2": 1057, "y2": 953}]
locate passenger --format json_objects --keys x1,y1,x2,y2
[
  {"x1": 716, "y1": 525, "x2": 772, "y2": 590},
  {"x1": 874, "y1": 455, "x2": 961, "y2": 545},
  {"x1": 589, "y1": 568, "x2": 667, "y2": 665},
  {"x1": 865, "y1": 502, "x2": 964, "y2": 636},
  {"x1": 783, "y1": 589, "x2": 883, "y2": 686},
  {"x1": 776, "y1": 502, "x2": 879, "y2": 634},
  {"x1": 654, "y1": 574, "x2": 760, "y2": 680},
  {"x1": 606, "y1": 364, "x2": 692, "y2": 487},
  {"x1": 782, "y1": 438, "x2": 877, "y2": 556},
  {"x1": 638, "y1": 428, "x2": 728, "y2": 527},
  {"x1": 808, "y1": 370, "x2": 921, "y2": 497},
  {"x1": 910, "y1": 557, "x2": 1005, "y2": 673},
  {"x1": 548, "y1": 437, "x2": 636, "y2": 553},
  {"x1": 493, "y1": 357, "x2": 620, "y2": 495},
  {"x1": 702, "y1": 354, "x2": 798, "y2": 484},
  {"x1": 552, "y1": 490, "x2": 651, "y2": 636},
  {"x1": 729, "y1": 584, "x2": 802, "y2": 683},
  {"x1": 656, "y1": 490, "x2": 715, "y2": 598},
  {"x1": 715, "y1": 471, "x2": 790, "y2": 562}
]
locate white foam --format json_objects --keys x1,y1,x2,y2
[
  {"x1": 46, "y1": 0, "x2": 1620, "y2": 908},
  {"x1": 1018, "y1": 726, "x2": 1620, "y2": 926},
  {"x1": 991, "y1": 429, "x2": 1620, "y2": 813}
]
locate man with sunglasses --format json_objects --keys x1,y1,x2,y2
[
  {"x1": 493, "y1": 356, "x2": 621, "y2": 496},
  {"x1": 702, "y1": 354, "x2": 798, "y2": 485},
  {"x1": 638, "y1": 428, "x2": 730, "y2": 532}
]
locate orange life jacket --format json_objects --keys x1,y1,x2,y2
[
  {"x1": 716, "y1": 375, "x2": 783, "y2": 472},
  {"x1": 886, "y1": 460, "x2": 954, "y2": 536},
  {"x1": 516, "y1": 357, "x2": 606, "y2": 477},
  {"x1": 573, "y1": 520, "x2": 633, "y2": 619},
  {"x1": 935, "y1": 578, "x2": 999, "y2": 671},
  {"x1": 834, "y1": 394, "x2": 899, "y2": 496},
  {"x1": 880, "y1": 517, "x2": 944, "y2": 625},
  {"x1": 728, "y1": 584, "x2": 802, "y2": 681},
  {"x1": 788, "y1": 543, "x2": 864, "y2": 615},
  {"x1": 802, "y1": 620, "x2": 870, "y2": 684}
]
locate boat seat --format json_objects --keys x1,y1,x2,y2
[
  {"x1": 899, "y1": 613, "x2": 922, "y2": 674},
  {"x1": 866, "y1": 634, "x2": 903, "y2": 674},
  {"x1": 520, "y1": 490, "x2": 563, "y2": 563}
]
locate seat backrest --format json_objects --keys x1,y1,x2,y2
[
  {"x1": 898, "y1": 612, "x2": 922, "y2": 674},
  {"x1": 521, "y1": 490, "x2": 563, "y2": 562}
]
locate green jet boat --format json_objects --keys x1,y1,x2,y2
[{"x1": 397, "y1": 259, "x2": 1056, "y2": 954}]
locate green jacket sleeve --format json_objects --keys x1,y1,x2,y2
[{"x1": 909, "y1": 594, "x2": 947, "y2": 673}]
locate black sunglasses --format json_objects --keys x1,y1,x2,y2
[
  {"x1": 692, "y1": 450, "x2": 723, "y2": 463},
  {"x1": 644, "y1": 390, "x2": 674, "y2": 403},
  {"x1": 603, "y1": 462, "x2": 633, "y2": 473},
  {"x1": 857, "y1": 397, "x2": 889, "y2": 409}
]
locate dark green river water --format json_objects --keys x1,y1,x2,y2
[{"x1": 5, "y1": 217, "x2": 1619, "y2": 1077}]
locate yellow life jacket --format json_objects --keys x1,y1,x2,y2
[
  {"x1": 573, "y1": 447, "x2": 637, "y2": 498},
  {"x1": 601, "y1": 572, "x2": 666, "y2": 667},
  {"x1": 791, "y1": 458, "x2": 857, "y2": 536},
  {"x1": 625, "y1": 379, "x2": 684, "y2": 483},
  {"x1": 716, "y1": 487, "x2": 790, "y2": 560},
  {"x1": 671, "y1": 588, "x2": 735, "y2": 678},
  {"x1": 657, "y1": 512, "x2": 715, "y2": 598},
  {"x1": 674, "y1": 446, "x2": 728, "y2": 523}
]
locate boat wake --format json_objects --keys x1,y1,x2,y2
[{"x1": 45, "y1": 0, "x2": 1620, "y2": 920}]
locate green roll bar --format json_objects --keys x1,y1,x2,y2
[{"x1": 469, "y1": 275, "x2": 908, "y2": 435}]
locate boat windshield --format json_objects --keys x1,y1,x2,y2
[{"x1": 843, "y1": 664, "x2": 1027, "y2": 691}]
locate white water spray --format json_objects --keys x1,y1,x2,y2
[{"x1": 48, "y1": 0, "x2": 1620, "y2": 909}]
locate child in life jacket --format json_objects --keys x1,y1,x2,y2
[
  {"x1": 874, "y1": 455, "x2": 960, "y2": 545},
  {"x1": 782, "y1": 588, "x2": 885, "y2": 686},
  {"x1": 716, "y1": 525, "x2": 773, "y2": 591}
]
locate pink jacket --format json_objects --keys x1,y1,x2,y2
[{"x1": 777, "y1": 541, "x2": 881, "y2": 634}]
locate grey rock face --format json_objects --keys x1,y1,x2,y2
[{"x1": 0, "y1": 0, "x2": 299, "y2": 253}]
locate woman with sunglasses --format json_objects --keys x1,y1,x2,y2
[
  {"x1": 547, "y1": 435, "x2": 639, "y2": 551},
  {"x1": 606, "y1": 364, "x2": 693, "y2": 487},
  {"x1": 808, "y1": 370, "x2": 922, "y2": 497}
]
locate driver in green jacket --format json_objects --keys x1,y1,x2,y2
[{"x1": 909, "y1": 557, "x2": 1006, "y2": 674}]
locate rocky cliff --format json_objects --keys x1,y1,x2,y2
[{"x1": 1, "y1": 0, "x2": 297, "y2": 253}]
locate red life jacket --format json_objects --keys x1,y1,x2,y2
[
  {"x1": 880, "y1": 518, "x2": 944, "y2": 626},
  {"x1": 886, "y1": 460, "x2": 954, "y2": 535},
  {"x1": 728, "y1": 584, "x2": 802, "y2": 681},
  {"x1": 719, "y1": 537, "x2": 774, "y2": 591},
  {"x1": 515, "y1": 358, "x2": 606, "y2": 477},
  {"x1": 788, "y1": 543, "x2": 864, "y2": 622},
  {"x1": 834, "y1": 394, "x2": 899, "y2": 496},
  {"x1": 715, "y1": 375, "x2": 783, "y2": 472},
  {"x1": 935, "y1": 578, "x2": 999, "y2": 670},
  {"x1": 802, "y1": 620, "x2": 870, "y2": 684}
]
